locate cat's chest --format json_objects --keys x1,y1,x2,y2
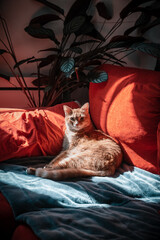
[{"x1": 64, "y1": 131, "x2": 89, "y2": 149}]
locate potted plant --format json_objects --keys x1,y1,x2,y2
[{"x1": 1, "y1": 0, "x2": 160, "y2": 107}]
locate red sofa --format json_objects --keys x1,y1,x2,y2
[{"x1": 0, "y1": 64, "x2": 160, "y2": 239}]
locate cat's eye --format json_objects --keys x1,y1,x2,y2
[
  {"x1": 80, "y1": 117, "x2": 84, "y2": 121},
  {"x1": 70, "y1": 117, "x2": 75, "y2": 121}
]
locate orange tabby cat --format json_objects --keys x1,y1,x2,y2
[{"x1": 27, "y1": 103, "x2": 122, "y2": 180}]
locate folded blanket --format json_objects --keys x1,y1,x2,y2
[{"x1": 0, "y1": 159, "x2": 160, "y2": 240}]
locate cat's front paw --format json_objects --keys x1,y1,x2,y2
[{"x1": 26, "y1": 167, "x2": 36, "y2": 175}]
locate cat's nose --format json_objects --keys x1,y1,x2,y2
[{"x1": 73, "y1": 120, "x2": 78, "y2": 127}]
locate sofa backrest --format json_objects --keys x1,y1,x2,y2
[{"x1": 89, "y1": 64, "x2": 160, "y2": 174}]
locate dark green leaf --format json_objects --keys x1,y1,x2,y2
[
  {"x1": 110, "y1": 35, "x2": 145, "y2": 43},
  {"x1": 75, "y1": 19, "x2": 105, "y2": 41},
  {"x1": 96, "y1": 2, "x2": 112, "y2": 20},
  {"x1": 0, "y1": 49, "x2": 7, "y2": 55},
  {"x1": 14, "y1": 56, "x2": 35, "y2": 69},
  {"x1": 142, "y1": 17, "x2": 160, "y2": 33},
  {"x1": 120, "y1": 0, "x2": 153, "y2": 19},
  {"x1": 32, "y1": 76, "x2": 49, "y2": 86},
  {"x1": 82, "y1": 60, "x2": 101, "y2": 67},
  {"x1": 30, "y1": 14, "x2": 62, "y2": 26},
  {"x1": 65, "y1": 0, "x2": 91, "y2": 24},
  {"x1": 27, "y1": 58, "x2": 44, "y2": 63},
  {"x1": 147, "y1": 1, "x2": 160, "y2": 17},
  {"x1": 86, "y1": 27, "x2": 105, "y2": 41},
  {"x1": 75, "y1": 17, "x2": 93, "y2": 36},
  {"x1": 108, "y1": 35, "x2": 145, "y2": 49},
  {"x1": 124, "y1": 12, "x2": 151, "y2": 35},
  {"x1": 64, "y1": 16, "x2": 86, "y2": 35},
  {"x1": 0, "y1": 73, "x2": 10, "y2": 81},
  {"x1": 88, "y1": 71, "x2": 108, "y2": 83},
  {"x1": 38, "y1": 55, "x2": 57, "y2": 68},
  {"x1": 38, "y1": 48, "x2": 60, "y2": 53},
  {"x1": 34, "y1": 0, "x2": 64, "y2": 15},
  {"x1": 70, "y1": 40, "x2": 99, "y2": 48},
  {"x1": 69, "y1": 46, "x2": 82, "y2": 54},
  {"x1": 25, "y1": 25, "x2": 60, "y2": 45},
  {"x1": 131, "y1": 42, "x2": 160, "y2": 58},
  {"x1": 60, "y1": 58, "x2": 75, "y2": 73},
  {"x1": 135, "y1": 11, "x2": 151, "y2": 26}
]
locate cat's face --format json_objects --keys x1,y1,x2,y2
[{"x1": 63, "y1": 103, "x2": 92, "y2": 132}]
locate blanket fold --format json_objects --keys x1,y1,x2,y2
[{"x1": 0, "y1": 159, "x2": 160, "y2": 240}]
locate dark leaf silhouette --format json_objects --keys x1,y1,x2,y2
[
  {"x1": 75, "y1": 18, "x2": 105, "y2": 41},
  {"x1": 38, "y1": 55, "x2": 57, "y2": 68},
  {"x1": 131, "y1": 42, "x2": 160, "y2": 58},
  {"x1": 32, "y1": 76, "x2": 49, "y2": 86},
  {"x1": 69, "y1": 46, "x2": 82, "y2": 54},
  {"x1": 0, "y1": 73, "x2": 10, "y2": 81},
  {"x1": 108, "y1": 35, "x2": 145, "y2": 48},
  {"x1": 38, "y1": 48, "x2": 60, "y2": 53},
  {"x1": 70, "y1": 40, "x2": 99, "y2": 48},
  {"x1": 64, "y1": 16, "x2": 86, "y2": 35},
  {"x1": 65, "y1": 0, "x2": 91, "y2": 24},
  {"x1": 34, "y1": 0, "x2": 64, "y2": 15},
  {"x1": 14, "y1": 56, "x2": 35, "y2": 69},
  {"x1": 120, "y1": 0, "x2": 152, "y2": 19},
  {"x1": 142, "y1": 17, "x2": 160, "y2": 33},
  {"x1": 30, "y1": 14, "x2": 62, "y2": 26},
  {"x1": 0, "y1": 49, "x2": 7, "y2": 55},
  {"x1": 96, "y1": 2, "x2": 112, "y2": 20},
  {"x1": 124, "y1": 12, "x2": 151, "y2": 35},
  {"x1": 25, "y1": 25, "x2": 60, "y2": 45}
]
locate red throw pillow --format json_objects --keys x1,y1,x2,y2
[
  {"x1": 0, "y1": 102, "x2": 79, "y2": 162},
  {"x1": 89, "y1": 64, "x2": 160, "y2": 174}
]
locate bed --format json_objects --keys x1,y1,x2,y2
[{"x1": 0, "y1": 64, "x2": 160, "y2": 239}]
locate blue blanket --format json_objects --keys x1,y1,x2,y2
[{"x1": 0, "y1": 158, "x2": 160, "y2": 240}]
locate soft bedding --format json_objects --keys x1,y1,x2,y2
[{"x1": 0, "y1": 157, "x2": 160, "y2": 240}]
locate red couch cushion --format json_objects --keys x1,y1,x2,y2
[
  {"x1": 0, "y1": 102, "x2": 79, "y2": 162},
  {"x1": 12, "y1": 225, "x2": 39, "y2": 240},
  {"x1": 89, "y1": 64, "x2": 160, "y2": 174},
  {"x1": 0, "y1": 192, "x2": 16, "y2": 239}
]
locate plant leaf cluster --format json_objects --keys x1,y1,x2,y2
[{"x1": 1, "y1": 0, "x2": 160, "y2": 107}]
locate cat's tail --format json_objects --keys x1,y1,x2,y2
[{"x1": 27, "y1": 167, "x2": 115, "y2": 180}]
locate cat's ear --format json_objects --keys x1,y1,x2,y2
[
  {"x1": 63, "y1": 105, "x2": 73, "y2": 116},
  {"x1": 81, "y1": 102, "x2": 89, "y2": 113}
]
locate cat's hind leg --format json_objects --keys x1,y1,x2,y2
[
  {"x1": 27, "y1": 167, "x2": 36, "y2": 175},
  {"x1": 31, "y1": 167, "x2": 116, "y2": 180}
]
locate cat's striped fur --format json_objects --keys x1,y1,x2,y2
[{"x1": 27, "y1": 103, "x2": 122, "y2": 180}]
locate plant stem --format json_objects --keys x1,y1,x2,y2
[
  {"x1": 47, "y1": 80, "x2": 88, "y2": 106},
  {"x1": 90, "y1": 19, "x2": 106, "y2": 51},
  {"x1": 104, "y1": 18, "x2": 123, "y2": 41},
  {"x1": 1, "y1": 16, "x2": 36, "y2": 107},
  {"x1": 37, "y1": 63, "x2": 41, "y2": 107},
  {"x1": 114, "y1": 49, "x2": 136, "y2": 64}
]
